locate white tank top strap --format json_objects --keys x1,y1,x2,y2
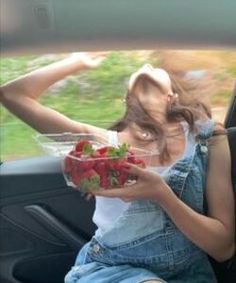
[{"x1": 107, "y1": 130, "x2": 119, "y2": 146}]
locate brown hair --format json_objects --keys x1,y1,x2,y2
[{"x1": 109, "y1": 70, "x2": 224, "y2": 163}]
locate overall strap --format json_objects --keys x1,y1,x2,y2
[
  {"x1": 196, "y1": 119, "x2": 216, "y2": 140},
  {"x1": 164, "y1": 119, "x2": 215, "y2": 199},
  {"x1": 195, "y1": 119, "x2": 215, "y2": 213},
  {"x1": 195, "y1": 119, "x2": 216, "y2": 153}
]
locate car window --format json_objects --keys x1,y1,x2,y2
[{"x1": 1, "y1": 50, "x2": 235, "y2": 161}]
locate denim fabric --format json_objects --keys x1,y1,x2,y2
[{"x1": 65, "y1": 119, "x2": 217, "y2": 283}]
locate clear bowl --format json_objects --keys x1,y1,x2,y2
[
  {"x1": 62, "y1": 146, "x2": 155, "y2": 192},
  {"x1": 35, "y1": 132, "x2": 158, "y2": 192},
  {"x1": 34, "y1": 132, "x2": 108, "y2": 157}
]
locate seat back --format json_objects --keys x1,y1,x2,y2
[
  {"x1": 224, "y1": 83, "x2": 236, "y2": 129},
  {"x1": 210, "y1": 127, "x2": 236, "y2": 283}
]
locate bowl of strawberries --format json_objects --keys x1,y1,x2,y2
[{"x1": 35, "y1": 133, "x2": 153, "y2": 193}]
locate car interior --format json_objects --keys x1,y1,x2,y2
[{"x1": 0, "y1": 1, "x2": 236, "y2": 283}]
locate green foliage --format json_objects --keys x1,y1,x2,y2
[
  {"x1": 0, "y1": 56, "x2": 34, "y2": 84},
  {"x1": 227, "y1": 66, "x2": 236, "y2": 77},
  {"x1": 0, "y1": 121, "x2": 43, "y2": 160},
  {"x1": 210, "y1": 90, "x2": 231, "y2": 106}
]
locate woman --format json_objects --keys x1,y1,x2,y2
[{"x1": 0, "y1": 53, "x2": 235, "y2": 283}]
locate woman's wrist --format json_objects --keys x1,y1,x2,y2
[{"x1": 154, "y1": 181, "x2": 177, "y2": 210}]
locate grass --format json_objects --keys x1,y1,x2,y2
[{"x1": 1, "y1": 50, "x2": 235, "y2": 161}]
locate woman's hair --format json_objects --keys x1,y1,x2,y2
[{"x1": 109, "y1": 69, "x2": 225, "y2": 163}]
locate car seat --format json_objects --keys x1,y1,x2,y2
[{"x1": 210, "y1": 126, "x2": 236, "y2": 283}]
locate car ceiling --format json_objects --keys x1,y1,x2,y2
[{"x1": 1, "y1": 0, "x2": 236, "y2": 56}]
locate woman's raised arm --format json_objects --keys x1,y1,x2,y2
[{"x1": 0, "y1": 53, "x2": 108, "y2": 134}]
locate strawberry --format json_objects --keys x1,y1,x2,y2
[
  {"x1": 96, "y1": 146, "x2": 112, "y2": 156},
  {"x1": 75, "y1": 139, "x2": 93, "y2": 155},
  {"x1": 133, "y1": 158, "x2": 146, "y2": 168},
  {"x1": 77, "y1": 157, "x2": 95, "y2": 171},
  {"x1": 75, "y1": 139, "x2": 89, "y2": 152},
  {"x1": 127, "y1": 150, "x2": 135, "y2": 163},
  {"x1": 91, "y1": 151, "x2": 102, "y2": 159},
  {"x1": 105, "y1": 158, "x2": 116, "y2": 170},
  {"x1": 117, "y1": 170, "x2": 129, "y2": 186},
  {"x1": 115, "y1": 158, "x2": 127, "y2": 169},
  {"x1": 64, "y1": 156, "x2": 73, "y2": 173},
  {"x1": 70, "y1": 167, "x2": 82, "y2": 186},
  {"x1": 106, "y1": 158, "x2": 127, "y2": 171},
  {"x1": 94, "y1": 160, "x2": 107, "y2": 176},
  {"x1": 93, "y1": 160, "x2": 111, "y2": 189},
  {"x1": 100, "y1": 174, "x2": 110, "y2": 189},
  {"x1": 64, "y1": 150, "x2": 77, "y2": 173},
  {"x1": 77, "y1": 169, "x2": 100, "y2": 192}
]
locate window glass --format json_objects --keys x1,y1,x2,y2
[{"x1": 1, "y1": 50, "x2": 235, "y2": 161}]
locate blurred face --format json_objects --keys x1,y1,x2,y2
[
  {"x1": 128, "y1": 65, "x2": 173, "y2": 122},
  {"x1": 128, "y1": 64, "x2": 172, "y2": 95}
]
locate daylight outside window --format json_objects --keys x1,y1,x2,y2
[{"x1": 1, "y1": 49, "x2": 235, "y2": 161}]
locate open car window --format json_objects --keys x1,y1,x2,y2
[{"x1": 1, "y1": 50, "x2": 236, "y2": 161}]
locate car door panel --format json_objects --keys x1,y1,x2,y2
[{"x1": 0, "y1": 156, "x2": 96, "y2": 283}]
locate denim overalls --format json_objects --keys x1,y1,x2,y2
[{"x1": 65, "y1": 119, "x2": 217, "y2": 283}]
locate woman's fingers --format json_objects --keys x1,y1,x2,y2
[
  {"x1": 89, "y1": 51, "x2": 109, "y2": 59},
  {"x1": 70, "y1": 51, "x2": 108, "y2": 68},
  {"x1": 92, "y1": 163, "x2": 157, "y2": 200},
  {"x1": 123, "y1": 163, "x2": 149, "y2": 179}
]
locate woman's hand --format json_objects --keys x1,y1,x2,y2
[
  {"x1": 94, "y1": 163, "x2": 172, "y2": 203},
  {"x1": 69, "y1": 52, "x2": 108, "y2": 69}
]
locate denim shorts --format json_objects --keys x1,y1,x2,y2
[{"x1": 65, "y1": 262, "x2": 167, "y2": 283}]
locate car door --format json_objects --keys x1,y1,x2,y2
[{"x1": 0, "y1": 155, "x2": 96, "y2": 283}]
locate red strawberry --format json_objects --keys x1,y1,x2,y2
[
  {"x1": 77, "y1": 169, "x2": 100, "y2": 192},
  {"x1": 96, "y1": 146, "x2": 111, "y2": 155},
  {"x1": 64, "y1": 150, "x2": 77, "y2": 173},
  {"x1": 75, "y1": 139, "x2": 93, "y2": 154},
  {"x1": 117, "y1": 170, "x2": 129, "y2": 186},
  {"x1": 93, "y1": 160, "x2": 111, "y2": 189},
  {"x1": 77, "y1": 158, "x2": 95, "y2": 171},
  {"x1": 91, "y1": 151, "x2": 101, "y2": 159},
  {"x1": 105, "y1": 158, "x2": 116, "y2": 170},
  {"x1": 94, "y1": 160, "x2": 107, "y2": 176},
  {"x1": 75, "y1": 139, "x2": 89, "y2": 152},
  {"x1": 92, "y1": 146, "x2": 113, "y2": 159},
  {"x1": 64, "y1": 156, "x2": 73, "y2": 173},
  {"x1": 133, "y1": 158, "x2": 146, "y2": 168},
  {"x1": 100, "y1": 174, "x2": 110, "y2": 189},
  {"x1": 127, "y1": 150, "x2": 135, "y2": 163},
  {"x1": 70, "y1": 167, "x2": 82, "y2": 186},
  {"x1": 115, "y1": 158, "x2": 127, "y2": 169}
]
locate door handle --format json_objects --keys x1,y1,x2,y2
[{"x1": 24, "y1": 204, "x2": 87, "y2": 249}]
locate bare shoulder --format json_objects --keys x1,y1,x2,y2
[
  {"x1": 205, "y1": 122, "x2": 234, "y2": 230},
  {"x1": 208, "y1": 122, "x2": 228, "y2": 147},
  {"x1": 207, "y1": 122, "x2": 231, "y2": 179}
]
